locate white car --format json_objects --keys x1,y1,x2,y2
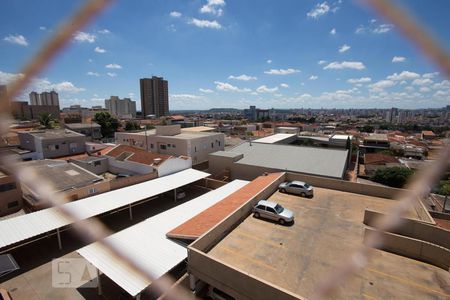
[
  {"x1": 253, "y1": 200, "x2": 294, "y2": 225},
  {"x1": 278, "y1": 181, "x2": 314, "y2": 198}
]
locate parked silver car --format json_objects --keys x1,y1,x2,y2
[
  {"x1": 253, "y1": 200, "x2": 294, "y2": 224},
  {"x1": 278, "y1": 181, "x2": 314, "y2": 198}
]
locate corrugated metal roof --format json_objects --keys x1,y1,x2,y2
[
  {"x1": 221, "y1": 142, "x2": 349, "y2": 179},
  {"x1": 77, "y1": 179, "x2": 249, "y2": 297},
  {"x1": 253, "y1": 133, "x2": 296, "y2": 144},
  {"x1": 0, "y1": 169, "x2": 209, "y2": 250}
]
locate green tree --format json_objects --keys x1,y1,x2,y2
[
  {"x1": 372, "y1": 166, "x2": 414, "y2": 188},
  {"x1": 361, "y1": 125, "x2": 374, "y2": 133},
  {"x1": 438, "y1": 180, "x2": 450, "y2": 196},
  {"x1": 93, "y1": 112, "x2": 120, "y2": 138},
  {"x1": 38, "y1": 112, "x2": 55, "y2": 129},
  {"x1": 124, "y1": 121, "x2": 140, "y2": 131}
]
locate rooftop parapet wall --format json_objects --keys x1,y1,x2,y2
[
  {"x1": 363, "y1": 209, "x2": 449, "y2": 249},
  {"x1": 188, "y1": 247, "x2": 305, "y2": 300},
  {"x1": 286, "y1": 172, "x2": 434, "y2": 224},
  {"x1": 364, "y1": 228, "x2": 450, "y2": 271}
]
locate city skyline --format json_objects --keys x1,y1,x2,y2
[{"x1": 0, "y1": 0, "x2": 450, "y2": 110}]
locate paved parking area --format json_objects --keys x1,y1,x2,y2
[{"x1": 208, "y1": 187, "x2": 450, "y2": 299}]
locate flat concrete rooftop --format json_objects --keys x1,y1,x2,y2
[{"x1": 207, "y1": 188, "x2": 450, "y2": 299}]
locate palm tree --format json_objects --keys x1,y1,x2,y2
[{"x1": 38, "y1": 112, "x2": 54, "y2": 129}]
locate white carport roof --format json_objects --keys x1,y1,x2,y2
[
  {"x1": 0, "y1": 169, "x2": 209, "y2": 250},
  {"x1": 77, "y1": 179, "x2": 249, "y2": 297},
  {"x1": 253, "y1": 133, "x2": 296, "y2": 144}
]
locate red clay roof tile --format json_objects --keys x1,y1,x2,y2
[{"x1": 166, "y1": 172, "x2": 284, "y2": 240}]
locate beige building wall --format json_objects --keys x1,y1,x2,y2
[
  {"x1": 0, "y1": 174, "x2": 23, "y2": 217},
  {"x1": 115, "y1": 130, "x2": 225, "y2": 165}
]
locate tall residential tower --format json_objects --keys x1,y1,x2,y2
[{"x1": 140, "y1": 76, "x2": 169, "y2": 118}]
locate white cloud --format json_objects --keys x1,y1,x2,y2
[
  {"x1": 199, "y1": 88, "x2": 214, "y2": 93},
  {"x1": 256, "y1": 85, "x2": 279, "y2": 93},
  {"x1": 392, "y1": 56, "x2": 406, "y2": 63},
  {"x1": 98, "y1": 29, "x2": 110, "y2": 34},
  {"x1": 423, "y1": 72, "x2": 439, "y2": 79},
  {"x1": 280, "y1": 83, "x2": 289, "y2": 88},
  {"x1": 88, "y1": 59, "x2": 93, "y2": 63},
  {"x1": 318, "y1": 60, "x2": 327, "y2": 65},
  {"x1": 106, "y1": 72, "x2": 117, "y2": 77},
  {"x1": 433, "y1": 80, "x2": 450, "y2": 89},
  {"x1": 105, "y1": 63, "x2": 122, "y2": 69},
  {"x1": 189, "y1": 18, "x2": 222, "y2": 29},
  {"x1": 347, "y1": 77, "x2": 371, "y2": 84},
  {"x1": 356, "y1": 22, "x2": 393, "y2": 34},
  {"x1": 419, "y1": 87, "x2": 431, "y2": 93},
  {"x1": 170, "y1": 11, "x2": 182, "y2": 18},
  {"x1": 264, "y1": 68, "x2": 300, "y2": 75},
  {"x1": 412, "y1": 78, "x2": 433, "y2": 86},
  {"x1": 339, "y1": 44, "x2": 350, "y2": 53},
  {"x1": 171, "y1": 94, "x2": 202, "y2": 99},
  {"x1": 387, "y1": 71, "x2": 420, "y2": 81},
  {"x1": 39, "y1": 26, "x2": 47, "y2": 31},
  {"x1": 0, "y1": 70, "x2": 85, "y2": 95},
  {"x1": 373, "y1": 24, "x2": 394, "y2": 34},
  {"x1": 214, "y1": 81, "x2": 251, "y2": 92},
  {"x1": 267, "y1": 59, "x2": 272, "y2": 64},
  {"x1": 307, "y1": 2, "x2": 330, "y2": 19},
  {"x1": 200, "y1": 0, "x2": 226, "y2": 16},
  {"x1": 309, "y1": 75, "x2": 319, "y2": 80},
  {"x1": 370, "y1": 79, "x2": 396, "y2": 91},
  {"x1": 228, "y1": 74, "x2": 257, "y2": 81},
  {"x1": 323, "y1": 61, "x2": 365, "y2": 70},
  {"x1": 73, "y1": 31, "x2": 96, "y2": 43},
  {"x1": 94, "y1": 46, "x2": 106, "y2": 53},
  {"x1": 86, "y1": 71, "x2": 100, "y2": 77},
  {"x1": 0, "y1": 70, "x2": 23, "y2": 85},
  {"x1": 41, "y1": 80, "x2": 85, "y2": 93},
  {"x1": 355, "y1": 26, "x2": 365, "y2": 34},
  {"x1": 3, "y1": 34, "x2": 28, "y2": 46},
  {"x1": 330, "y1": 28, "x2": 336, "y2": 35}
]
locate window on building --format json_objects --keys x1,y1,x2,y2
[
  {"x1": 150, "y1": 144, "x2": 154, "y2": 149},
  {"x1": 0, "y1": 182, "x2": 16, "y2": 192},
  {"x1": 94, "y1": 161, "x2": 101, "y2": 167},
  {"x1": 194, "y1": 146, "x2": 197, "y2": 152},
  {"x1": 211, "y1": 142, "x2": 214, "y2": 148},
  {"x1": 55, "y1": 145, "x2": 59, "y2": 150},
  {"x1": 7, "y1": 201, "x2": 19, "y2": 209},
  {"x1": 160, "y1": 144, "x2": 167, "y2": 150},
  {"x1": 172, "y1": 144, "x2": 176, "y2": 148},
  {"x1": 89, "y1": 188, "x2": 97, "y2": 194}
]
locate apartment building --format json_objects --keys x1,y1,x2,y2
[
  {"x1": 140, "y1": 76, "x2": 169, "y2": 117},
  {"x1": 17, "y1": 159, "x2": 108, "y2": 210},
  {"x1": 115, "y1": 125, "x2": 225, "y2": 165},
  {"x1": 105, "y1": 96, "x2": 137, "y2": 118},
  {"x1": 17, "y1": 129, "x2": 86, "y2": 159},
  {"x1": 0, "y1": 167, "x2": 22, "y2": 217},
  {"x1": 64, "y1": 123, "x2": 102, "y2": 141}
]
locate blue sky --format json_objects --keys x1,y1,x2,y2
[{"x1": 1, "y1": 0, "x2": 449, "y2": 110}]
